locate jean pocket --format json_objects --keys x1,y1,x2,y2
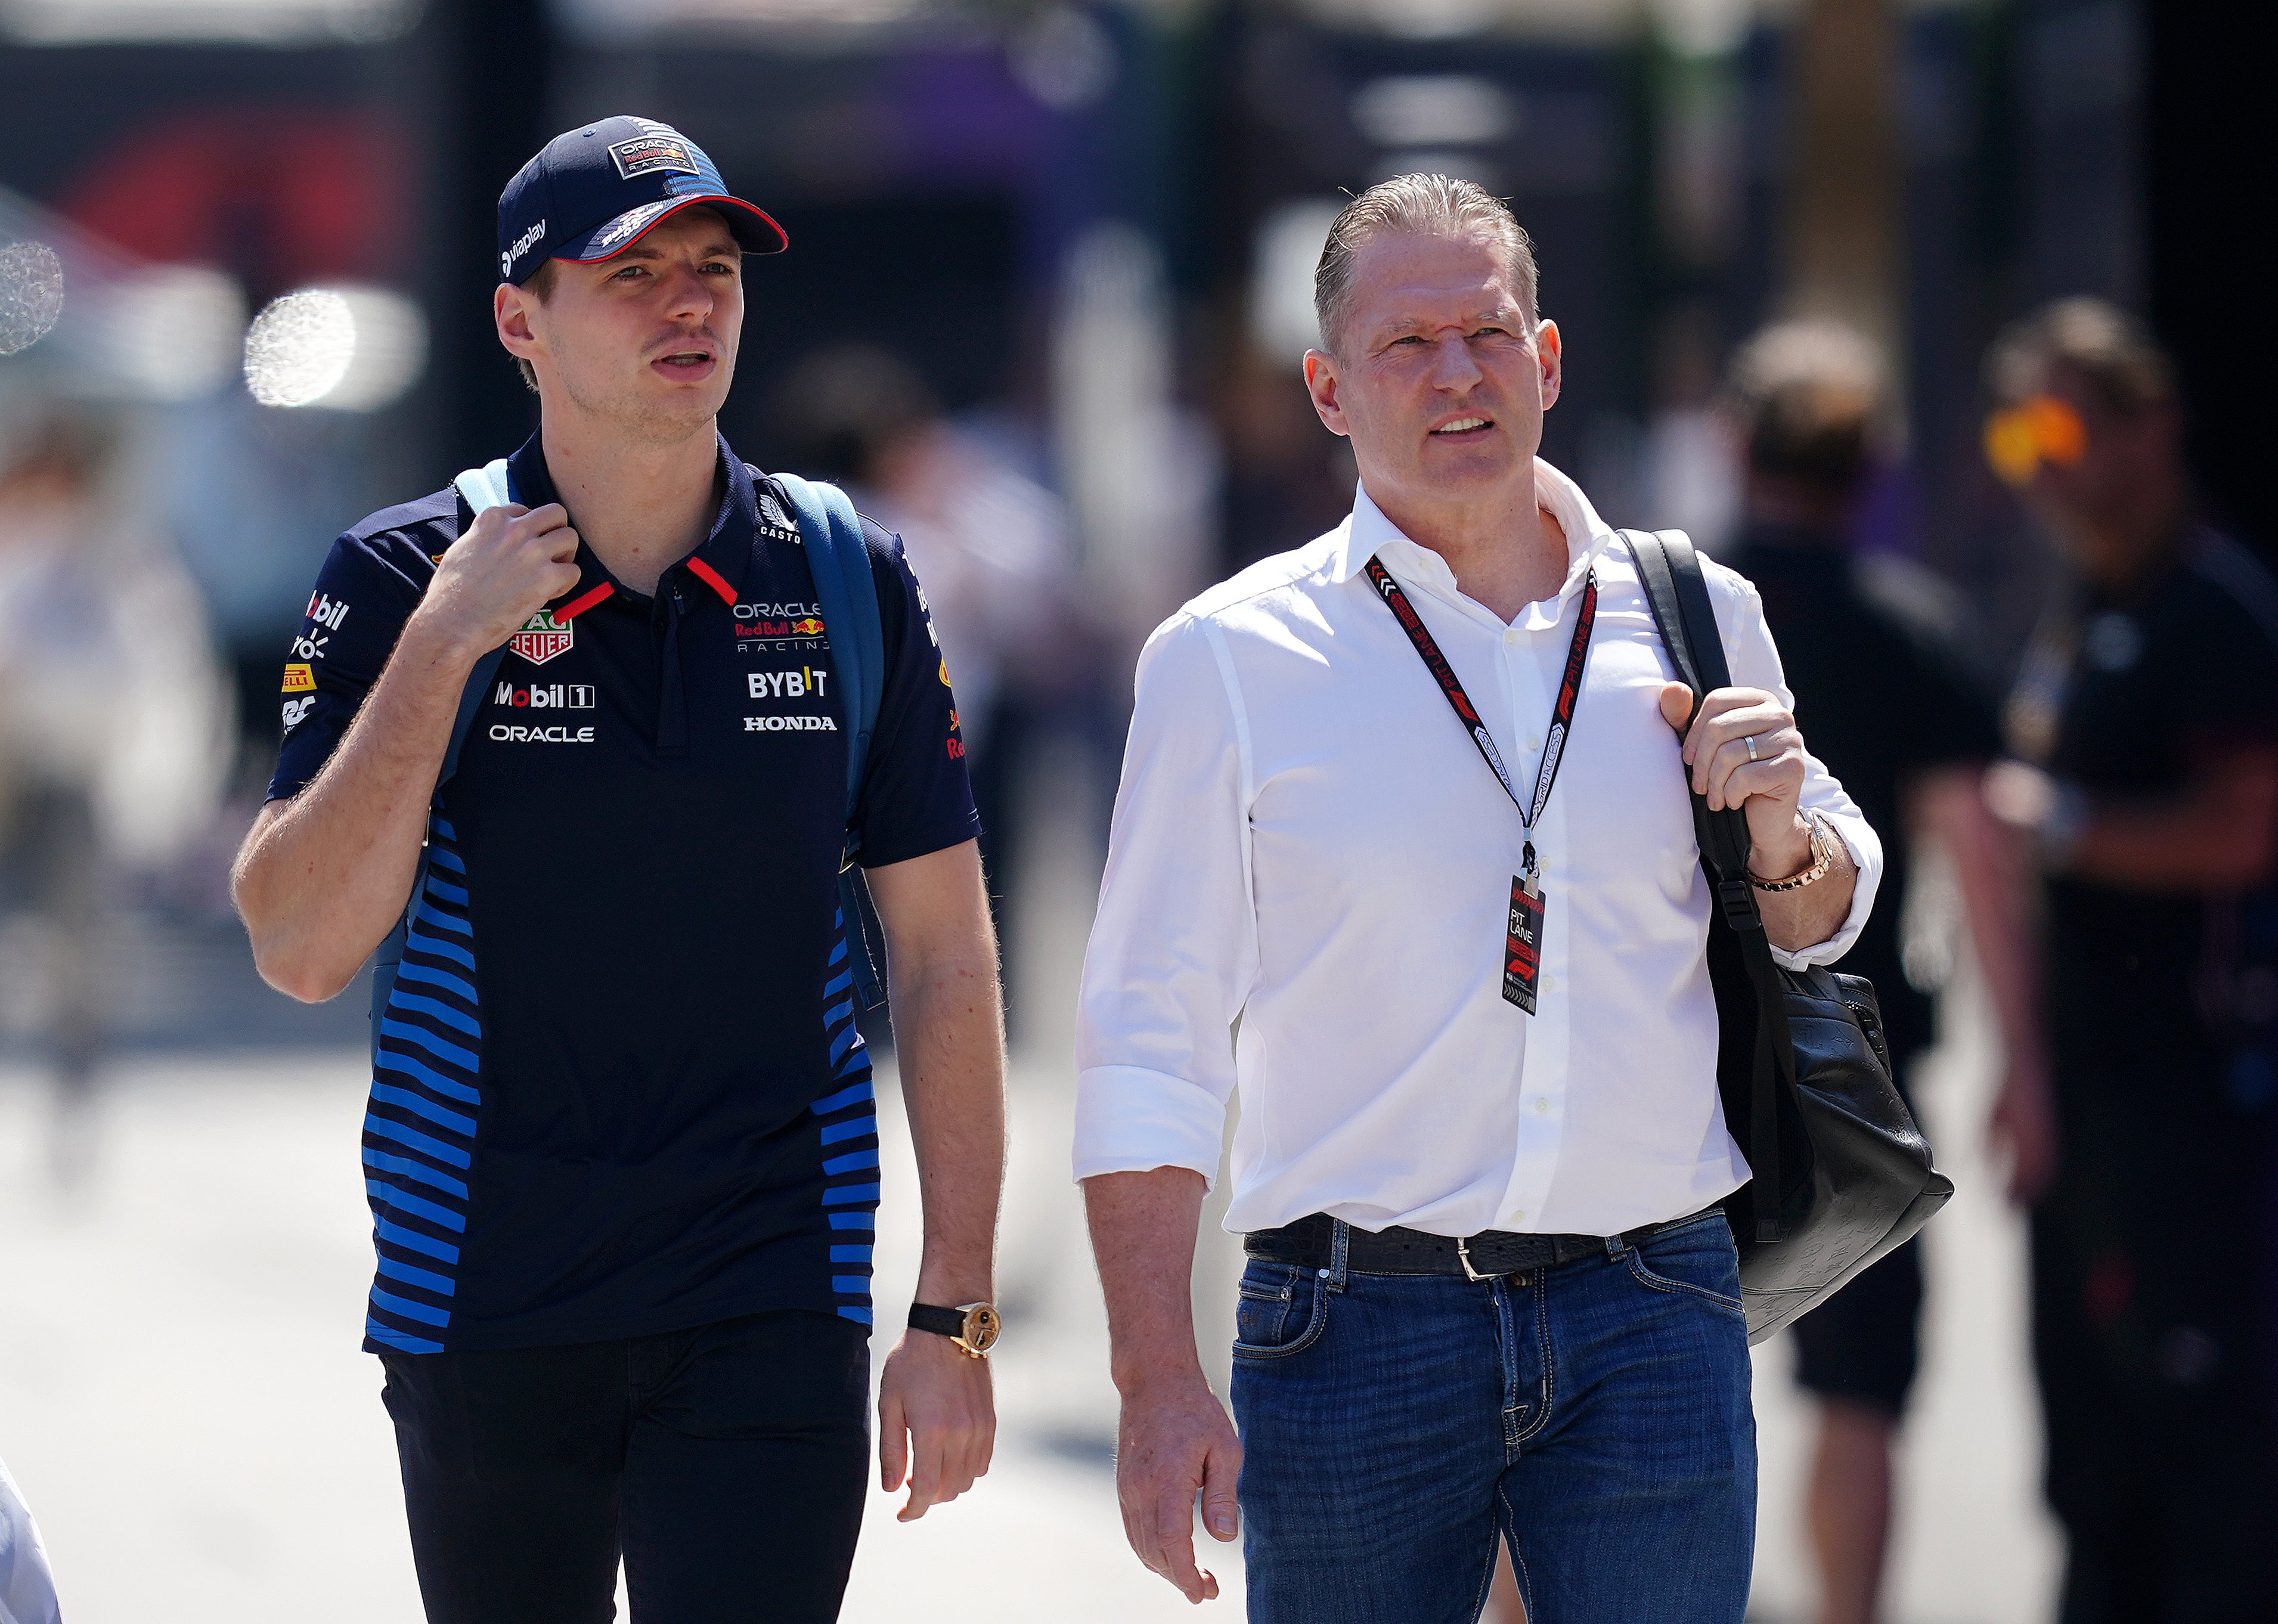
[
  {"x1": 1623, "y1": 1217, "x2": 1746, "y2": 1318},
  {"x1": 1232, "y1": 1261, "x2": 1328, "y2": 1360}
]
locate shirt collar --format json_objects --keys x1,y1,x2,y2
[
  {"x1": 501, "y1": 429, "x2": 758, "y2": 612},
  {"x1": 1327, "y1": 457, "x2": 1618, "y2": 617}
]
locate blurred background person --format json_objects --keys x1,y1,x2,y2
[
  {"x1": 0, "y1": 1451, "x2": 62, "y2": 1624},
  {"x1": 767, "y1": 345, "x2": 1084, "y2": 1019},
  {"x1": 0, "y1": 407, "x2": 227, "y2": 1179},
  {"x1": 1984, "y1": 297, "x2": 2278, "y2": 1623},
  {"x1": 1717, "y1": 321, "x2": 2048, "y2": 1624}
]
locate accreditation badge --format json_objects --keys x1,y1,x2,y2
[{"x1": 1504, "y1": 874, "x2": 1544, "y2": 1014}]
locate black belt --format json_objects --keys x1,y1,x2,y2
[{"x1": 1244, "y1": 1207, "x2": 1724, "y2": 1282}]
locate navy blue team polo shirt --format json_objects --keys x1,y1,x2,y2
[{"x1": 269, "y1": 430, "x2": 978, "y2": 1354}]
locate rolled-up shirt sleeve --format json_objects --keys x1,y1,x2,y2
[
  {"x1": 1710, "y1": 565, "x2": 1885, "y2": 969},
  {"x1": 1073, "y1": 612, "x2": 1257, "y2": 1188}
]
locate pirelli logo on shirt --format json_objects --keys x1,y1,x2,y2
[{"x1": 281, "y1": 662, "x2": 315, "y2": 693}]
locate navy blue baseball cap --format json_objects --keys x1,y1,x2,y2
[{"x1": 496, "y1": 115, "x2": 788, "y2": 286}]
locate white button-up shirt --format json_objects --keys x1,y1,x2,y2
[{"x1": 1071, "y1": 461, "x2": 1882, "y2": 1238}]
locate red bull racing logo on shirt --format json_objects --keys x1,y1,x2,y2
[
  {"x1": 732, "y1": 602, "x2": 826, "y2": 650},
  {"x1": 510, "y1": 610, "x2": 574, "y2": 667}
]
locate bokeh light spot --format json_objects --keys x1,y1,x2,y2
[
  {"x1": 244, "y1": 284, "x2": 426, "y2": 411},
  {"x1": 0, "y1": 240, "x2": 65, "y2": 355}
]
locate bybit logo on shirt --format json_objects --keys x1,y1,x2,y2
[{"x1": 746, "y1": 668, "x2": 827, "y2": 700}]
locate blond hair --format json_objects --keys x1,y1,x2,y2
[{"x1": 1313, "y1": 173, "x2": 1538, "y2": 354}]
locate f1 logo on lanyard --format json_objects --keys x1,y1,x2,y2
[{"x1": 1363, "y1": 555, "x2": 1599, "y2": 1015}]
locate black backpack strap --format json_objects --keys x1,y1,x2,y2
[{"x1": 1628, "y1": 529, "x2": 1797, "y2": 1244}]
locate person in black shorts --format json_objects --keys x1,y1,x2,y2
[
  {"x1": 231, "y1": 117, "x2": 1008, "y2": 1622},
  {"x1": 1982, "y1": 298, "x2": 2278, "y2": 1623},
  {"x1": 1718, "y1": 321, "x2": 2049, "y2": 1624}
]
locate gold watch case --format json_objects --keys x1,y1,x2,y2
[{"x1": 954, "y1": 1302, "x2": 1002, "y2": 1358}]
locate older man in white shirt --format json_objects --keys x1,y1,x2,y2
[{"x1": 1073, "y1": 175, "x2": 1881, "y2": 1624}]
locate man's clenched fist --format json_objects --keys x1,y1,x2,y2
[{"x1": 413, "y1": 502, "x2": 583, "y2": 663}]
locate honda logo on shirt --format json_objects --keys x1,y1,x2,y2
[
  {"x1": 510, "y1": 610, "x2": 574, "y2": 666},
  {"x1": 494, "y1": 682, "x2": 595, "y2": 709}
]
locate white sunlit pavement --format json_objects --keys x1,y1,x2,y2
[
  {"x1": 0, "y1": 1051, "x2": 1238, "y2": 1624},
  {"x1": 0, "y1": 963, "x2": 2050, "y2": 1624}
]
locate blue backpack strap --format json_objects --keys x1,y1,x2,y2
[
  {"x1": 442, "y1": 459, "x2": 519, "y2": 785},
  {"x1": 371, "y1": 461, "x2": 517, "y2": 1065},
  {"x1": 769, "y1": 470, "x2": 889, "y2": 1009}
]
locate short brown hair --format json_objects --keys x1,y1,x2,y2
[
  {"x1": 1721, "y1": 320, "x2": 1885, "y2": 500},
  {"x1": 1986, "y1": 296, "x2": 2175, "y2": 416},
  {"x1": 1312, "y1": 174, "x2": 1539, "y2": 354},
  {"x1": 513, "y1": 259, "x2": 558, "y2": 393}
]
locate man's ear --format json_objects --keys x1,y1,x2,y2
[
  {"x1": 1534, "y1": 318, "x2": 1563, "y2": 413},
  {"x1": 495, "y1": 282, "x2": 541, "y2": 371},
  {"x1": 1303, "y1": 349, "x2": 1350, "y2": 438}
]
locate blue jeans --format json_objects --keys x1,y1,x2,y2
[{"x1": 1230, "y1": 1211, "x2": 1756, "y2": 1624}]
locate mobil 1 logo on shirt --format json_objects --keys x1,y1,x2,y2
[{"x1": 494, "y1": 681, "x2": 595, "y2": 711}]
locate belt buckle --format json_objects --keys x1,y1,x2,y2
[{"x1": 1455, "y1": 1235, "x2": 1495, "y2": 1283}]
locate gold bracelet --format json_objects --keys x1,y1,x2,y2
[{"x1": 1750, "y1": 812, "x2": 1837, "y2": 892}]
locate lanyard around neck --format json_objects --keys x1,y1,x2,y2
[{"x1": 1363, "y1": 554, "x2": 1600, "y2": 878}]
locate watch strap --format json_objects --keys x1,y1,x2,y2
[{"x1": 908, "y1": 1303, "x2": 968, "y2": 1340}]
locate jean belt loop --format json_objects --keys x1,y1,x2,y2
[
  {"x1": 1327, "y1": 1218, "x2": 1352, "y2": 1293},
  {"x1": 1603, "y1": 1232, "x2": 1628, "y2": 1261}
]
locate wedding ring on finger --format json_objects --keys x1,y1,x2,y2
[{"x1": 1743, "y1": 734, "x2": 1760, "y2": 763}]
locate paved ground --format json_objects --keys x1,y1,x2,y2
[
  {"x1": 0, "y1": 774, "x2": 2059, "y2": 1622},
  {"x1": 0, "y1": 1013, "x2": 2053, "y2": 1624}
]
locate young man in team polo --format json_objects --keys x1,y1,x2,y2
[{"x1": 234, "y1": 117, "x2": 1007, "y2": 1622}]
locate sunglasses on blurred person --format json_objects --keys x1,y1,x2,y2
[{"x1": 1983, "y1": 393, "x2": 2087, "y2": 485}]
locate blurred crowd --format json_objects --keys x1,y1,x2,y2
[{"x1": 2, "y1": 4, "x2": 2274, "y2": 1623}]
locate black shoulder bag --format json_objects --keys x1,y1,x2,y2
[{"x1": 1627, "y1": 529, "x2": 1954, "y2": 1343}]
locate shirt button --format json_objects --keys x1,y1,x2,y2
[
  {"x1": 1503, "y1": 628, "x2": 1518, "y2": 645},
  {"x1": 1511, "y1": 1209, "x2": 1526, "y2": 1225},
  {"x1": 1524, "y1": 736, "x2": 1542, "y2": 754},
  {"x1": 1535, "y1": 1097, "x2": 1549, "y2": 1115}
]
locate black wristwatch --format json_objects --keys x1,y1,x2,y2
[{"x1": 908, "y1": 1301, "x2": 1001, "y2": 1359}]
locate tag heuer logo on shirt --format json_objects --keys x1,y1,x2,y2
[{"x1": 510, "y1": 610, "x2": 574, "y2": 667}]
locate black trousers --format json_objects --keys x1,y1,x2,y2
[
  {"x1": 380, "y1": 1310, "x2": 870, "y2": 1624},
  {"x1": 2032, "y1": 1037, "x2": 2278, "y2": 1623}
]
